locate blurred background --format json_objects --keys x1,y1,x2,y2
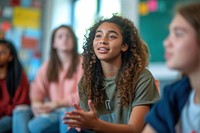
[{"x1": 0, "y1": 0, "x2": 196, "y2": 93}]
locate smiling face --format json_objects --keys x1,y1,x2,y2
[
  {"x1": 164, "y1": 13, "x2": 200, "y2": 74},
  {"x1": 93, "y1": 22, "x2": 128, "y2": 64}
]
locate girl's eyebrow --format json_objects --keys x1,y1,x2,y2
[
  {"x1": 96, "y1": 30, "x2": 119, "y2": 35},
  {"x1": 170, "y1": 26, "x2": 188, "y2": 32},
  {"x1": 174, "y1": 27, "x2": 187, "y2": 32}
]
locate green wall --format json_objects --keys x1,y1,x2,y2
[
  {"x1": 139, "y1": 0, "x2": 197, "y2": 62},
  {"x1": 139, "y1": 0, "x2": 174, "y2": 62}
]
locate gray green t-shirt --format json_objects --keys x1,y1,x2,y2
[{"x1": 79, "y1": 69, "x2": 160, "y2": 124}]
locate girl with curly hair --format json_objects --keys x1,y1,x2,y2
[{"x1": 63, "y1": 15, "x2": 160, "y2": 133}]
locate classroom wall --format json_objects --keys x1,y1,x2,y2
[
  {"x1": 2, "y1": 0, "x2": 194, "y2": 91},
  {"x1": 38, "y1": 0, "x2": 181, "y2": 91}
]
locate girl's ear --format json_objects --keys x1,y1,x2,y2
[{"x1": 122, "y1": 44, "x2": 128, "y2": 52}]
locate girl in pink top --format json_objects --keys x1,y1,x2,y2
[{"x1": 28, "y1": 25, "x2": 83, "y2": 133}]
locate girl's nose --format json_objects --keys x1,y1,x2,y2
[
  {"x1": 163, "y1": 36, "x2": 171, "y2": 48},
  {"x1": 99, "y1": 41, "x2": 108, "y2": 45}
]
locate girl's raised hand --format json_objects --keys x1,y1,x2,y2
[{"x1": 63, "y1": 100, "x2": 99, "y2": 131}]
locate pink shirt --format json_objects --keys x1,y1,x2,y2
[{"x1": 30, "y1": 57, "x2": 83, "y2": 106}]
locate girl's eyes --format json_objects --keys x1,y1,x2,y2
[
  {"x1": 57, "y1": 34, "x2": 72, "y2": 39},
  {"x1": 95, "y1": 34, "x2": 101, "y2": 38},
  {"x1": 174, "y1": 31, "x2": 184, "y2": 37},
  {"x1": 94, "y1": 34, "x2": 117, "y2": 39},
  {"x1": 56, "y1": 34, "x2": 64, "y2": 39},
  {"x1": 0, "y1": 51, "x2": 9, "y2": 56},
  {"x1": 170, "y1": 28, "x2": 186, "y2": 38},
  {"x1": 109, "y1": 35, "x2": 117, "y2": 39},
  {"x1": 58, "y1": 35, "x2": 62, "y2": 39}
]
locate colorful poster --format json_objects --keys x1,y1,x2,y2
[
  {"x1": 1, "y1": 21, "x2": 11, "y2": 32},
  {"x1": 20, "y1": 0, "x2": 32, "y2": 7},
  {"x1": 0, "y1": 31, "x2": 5, "y2": 39},
  {"x1": 148, "y1": 0, "x2": 157, "y2": 12},
  {"x1": 2, "y1": 7, "x2": 13, "y2": 18},
  {"x1": 12, "y1": 7, "x2": 41, "y2": 29},
  {"x1": 139, "y1": 2, "x2": 149, "y2": 16},
  {"x1": 10, "y1": 0, "x2": 20, "y2": 6},
  {"x1": 21, "y1": 35, "x2": 38, "y2": 49}
]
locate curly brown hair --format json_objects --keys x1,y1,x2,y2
[{"x1": 80, "y1": 15, "x2": 149, "y2": 107}]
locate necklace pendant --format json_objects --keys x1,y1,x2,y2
[
  {"x1": 105, "y1": 99, "x2": 111, "y2": 110},
  {"x1": 191, "y1": 130, "x2": 196, "y2": 133}
]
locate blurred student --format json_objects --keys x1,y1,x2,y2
[
  {"x1": 28, "y1": 25, "x2": 83, "y2": 133},
  {"x1": 63, "y1": 15, "x2": 160, "y2": 133},
  {"x1": 142, "y1": 2, "x2": 200, "y2": 133},
  {"x1": 0, "y1": 39, "x2": 30, "y2": 133}
]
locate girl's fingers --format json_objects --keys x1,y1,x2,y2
[
  {"x1": 88, "y1": 99, "x2": 95, "y2": 112},
  {"x1": 75, "y1": 127, "x2": 81, "y2": 132},
  {"x1": 73, "y1": 103, "x2": 82, "y2": 110},
  {"x1": 65, "y1": 114, "x2": 81, "y2": 120},
  {"x1": 68, "y1": 126, "x2": 72, "y2": 131}
]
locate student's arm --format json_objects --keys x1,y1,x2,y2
[
  {"x1": 30, "y1": 62, "x2": 50, "y2": 115},
  {"x1": 0, "y1": 72, "x2": 30, "y2": 116},
  {"x1": 64, "y1": 100, "x2": 150, "y2": 133},
  {"x1": 12, "y1": 72, "x2": 30, "y2": 106},
  {"x1": 30, "y1": 62, "x2": 49, "y2": 103},
  {"x1": 142, "y1": 124, "x2": 157, "y2": 133},
  {"x1": 94, "y1": 105, "x2": 150, "y2": 133}
]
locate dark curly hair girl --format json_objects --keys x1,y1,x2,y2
[{"x1": 79, "y1": 15, "x2": 149, "y2": 107}]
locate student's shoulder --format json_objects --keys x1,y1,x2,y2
[
  {"x1": 138, "y1": 69, "x2": 154, "y2": 80},
  {"x1": 165, "y1": 77, "x2": 189, "y2": 91},
  {"x1": 163, "y1": 77, "x2": 191, "y2": 99},
  {"x1": 36, "y1": 61, "x2": 49, "y2": 74},
  {"x1": 21, "y1": 70, "x2": 28, "y2": 79},
  {"x1": 78, "y1": 55, "x2": 83, "y2": 62},
  {"x1": 39, "y1": 61, "x2": 49, "y2": 69}
]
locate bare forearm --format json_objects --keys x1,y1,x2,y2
[
  {"x1": 93, "y1": 119, "x2": 142, "y2": 133},
  {"x1": 142, "y1": 124, "x2": 156, "y2": 133},
  {"x1": 56, "y1": 100, "x2": 73, "y2": 107},
  {"x1": 31, "y1": 99, "x2": 65, "y2": 107},
  {"x1": 31, "y1": 99, "x2": 43, "y2": 105}
]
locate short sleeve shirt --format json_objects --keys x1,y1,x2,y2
[{"x1": 79, "y1": 69, "x2": 160, "y2": 124}]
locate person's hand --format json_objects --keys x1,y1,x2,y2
[
  {"x1": 63, "y1": 103, "x2": 83, "y2": 132},
  {"x1": 32, "y1": 101, "x2": 58, "y2": 116},
  {"x1": 63, "y1": 100, "x2": 98, "y2": 131},
  {"x1": 41, "y1": 101, "x2": 58, "y2": 113},
  {"x1": 32, "y1": 102, "x2": 44, "y2": 116}
]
